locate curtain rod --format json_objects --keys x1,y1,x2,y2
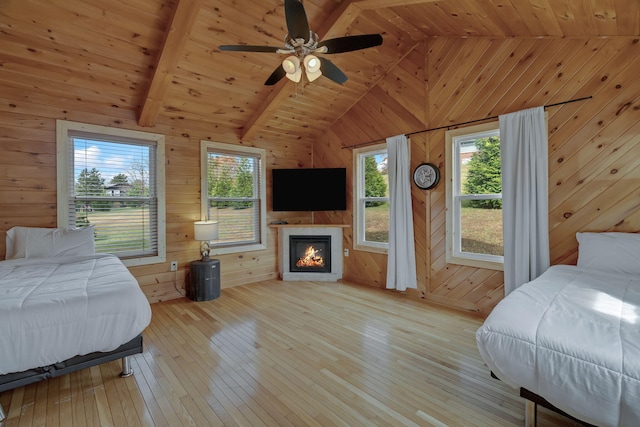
[{"x1": 341, "y1": 95, "x2": 592, "y2": 150}]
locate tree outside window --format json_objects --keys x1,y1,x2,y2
[
  {"x1": 354, "y1": 144, "x2": 389, "y2": 252},
  {"x1": 201, "y1": 141, "x2": 267, "y2": 254},
  {"x1": 446, "y1": 124, "x2": 503, "y2": 270}
]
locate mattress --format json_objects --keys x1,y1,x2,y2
[
  {"x1": 0, "y1": 254, "x2": 152, "y2": 376},
  {"x1": 476, "y1": 265, "x2": 640, "y2": 427}
]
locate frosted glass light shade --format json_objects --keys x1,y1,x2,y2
[
  {"x1": 282, "y1": 56, "x2": 302, "y2": 82},
  {"x1": 304, "y1": 55, "x2": 322, "y2": 82}
]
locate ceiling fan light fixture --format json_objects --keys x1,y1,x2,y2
[
  {"x1": 282, "y1": 56, "x2": 302, "y2": 82},
  {"x1": 220, "y1": 0, "x2": 382, "y2": 86},
  {"x1": 304, "y1": 55, "x2": 320, "y2": 72},
  {"x1": 304, "y1": 55, "x2": 322, "y2": 82}
]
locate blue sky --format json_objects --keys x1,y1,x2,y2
[{"x1": 73, "y1": 138, "x2": 149, "y2": 183}]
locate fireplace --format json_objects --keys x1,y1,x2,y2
[
  {"x1": 275, "y1": 225, "x2": 345, "y2": 281},
  {"x1": 289, "y1": 235, "x2": 331, "y2": 273}
]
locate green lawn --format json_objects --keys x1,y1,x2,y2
[
  {"x1": 460, "y1": 207, "x2": 503, "y2": 256},
  {"x1": 364, "y1": 203, "x2": 503, "y2": 256},
  {"x1": 364, "y1": 203, "x2": 390, "y2": 242},
  {"x1": 80, "y1": 206, "x2": 154, "y2": 253},
  {"x1": 85, "y1": 202, "x2": 502, "y2": 257},
  {"x1": 207, "y1": 206, "x2": 257, "y2": 242}
]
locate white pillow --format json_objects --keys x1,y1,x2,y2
[
  {"x1": 576, "y1": 232, "x2": 640, "y2": 276},
  {"x1": 5, "y1": 226, "x2": 31, "y2": 259},
  {"x1": 5, "y1": 226, "x2": 95, "y2": 260}
]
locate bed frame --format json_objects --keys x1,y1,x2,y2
[
  {"x1": 0, "y1": 334, "x2": 143, "y2": 421},
  {"x1": 490, "y1": 371, "x2": 595, "y2": 427},
  {"x1": 520, "y1": 388, "x2": 597, "y2": 427}
]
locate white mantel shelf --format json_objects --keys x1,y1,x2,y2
[{"x1": 274, "y1": 225, "x2": 346, "y2": 281}]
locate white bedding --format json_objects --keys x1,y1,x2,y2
[
  {"x1": 0, "y1": 254, "x2": 152, "y2": 376},
  {"x1": 476, "y1": 265, "x2": 640, "y2": 427}
]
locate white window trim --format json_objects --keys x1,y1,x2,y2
[
  {"x1": 200, "y1": 141, "x2": 267, "y2": 255},
  {"x1": 353, "y1": 143, "x2": 388, "y2": 254},
  {"x1": 56, "y1": 120, "x2": 166, "y2": 267},
  {"x1": 445, "y1": 122, "x2": 503, "y2": 271}
]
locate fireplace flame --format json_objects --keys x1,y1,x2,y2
[{"x1": 296, "y1": 245, "x2": 324, "y2": 268}]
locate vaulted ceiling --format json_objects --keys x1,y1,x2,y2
[{"x1": 1, "y1": 0, "x2": 638, "y2": 143}]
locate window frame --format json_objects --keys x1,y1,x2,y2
[
  {"x1": 353, "y1": 143, "x2": 389, "y2": 254},
  {"x1": 56, "y1": 120, "x2": 166, "y2": 267},
  {"x1": 445, "y1": 122, "x2": 504, "y2": 271},
  {"x1": 200, "y1": 141, "x2": 267, "y2": 255}
]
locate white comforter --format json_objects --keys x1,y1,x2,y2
[
  {"x1": 476, "y1": 265, "x2": 640, "y2": 427},
  {"x1": 0, "y1": 254, "x2": 152, "y2": 375}
]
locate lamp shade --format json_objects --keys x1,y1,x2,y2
[
  {"x1": 304, "y1": 55, "x2": 322, "y2": 81},
  {"x1": 194, "y1": 220, "x2": 218, "y2": 241},
  {"x1": 282, "y1": 56, "x2": 302, "y2": 82}
]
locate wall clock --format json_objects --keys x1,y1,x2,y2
[{"x1": 413, "y1": 163, "x2": 440, "y2": 190}]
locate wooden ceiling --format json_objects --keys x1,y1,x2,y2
[{"x1": 1, "y1": 0, "x2": 639, "y2": 143}]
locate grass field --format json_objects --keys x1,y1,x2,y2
[
  {"x1": 85, "y1": 202, "x2": 502, "y2": 257},
  {"x1": 364, "y1": 203, "x2": 503, "y2": 255},
  {"x1": 364, "y1": 204, "x2": 390, "y2": 242},
  {"x1": 84, "y1": 205, "x2": 259, "y2": 252},
  {"x1": 460, "y1": 207, "x2": 503, "y2": 255},
  {"x1": 81, "y1": 206, "x2": 153, "y2": 253}
]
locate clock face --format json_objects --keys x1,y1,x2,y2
[{"x1": 413, "y1": 163, "x2": 440, "y2": 190}]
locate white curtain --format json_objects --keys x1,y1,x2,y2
[
  {"x1": 499, "y1": 106, "x2": 550, "y2": 296},
  {"x1": 386, "y1": 134, "x2": 417, "y2": 291}
]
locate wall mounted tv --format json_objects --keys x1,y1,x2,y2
[{"x1": 272, "y1": 168, "x2": 347, "y2": 212}]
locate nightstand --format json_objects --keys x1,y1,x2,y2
[{"x1": 189, "y1": 258, "x2": 220, "y2": 301}]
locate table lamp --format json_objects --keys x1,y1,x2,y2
[{"x1": 194, "y1": 220, "x2": 218, "y2": 261}]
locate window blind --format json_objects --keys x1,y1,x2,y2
[
  {"x1": 206, "y1": 149, "x2": 261, "y2": 247},
  {"x1": 68, "y1": 132, "x2": 159, "y2": 258}
]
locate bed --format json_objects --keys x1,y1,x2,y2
[
  {"x1": 476, "y1": 232, "x2": 640, "y2": 427},
  {"x1": 0, "y1": 226, "x2": 152, "y2": 421}
]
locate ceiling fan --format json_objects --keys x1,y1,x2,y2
[{"x1": 219, "y1": 0, "x2": 383, "y2": 86}]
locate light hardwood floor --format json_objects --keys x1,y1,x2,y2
[{"x1": 0, "y1": 280, "x2": 582, "y2": 426}]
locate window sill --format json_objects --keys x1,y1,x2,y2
[
  {"x1": 354, "y1": 243, "x2": 388, "y2": 255},
  {"x1": 447, "y1": 254, "x2": 503, "y2": 271}
]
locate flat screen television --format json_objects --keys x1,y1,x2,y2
[{"x1": 272, "y1": 168, "x2": 347, "y2": 211}]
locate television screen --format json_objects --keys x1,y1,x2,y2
[{"x1": 272, "y1": 168, "x2": 347, "y2": 211}]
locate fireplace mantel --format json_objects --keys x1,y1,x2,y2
[{"x1": 273, "y1": 224, "x2": 347, "y2": 281}]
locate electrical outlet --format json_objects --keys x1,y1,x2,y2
[
  {"x1": 170, "y1": 261, "x2": 178, "y2": 271},
  {"x1": 343, "y1": 248, "x2": 349, "y2": 257}
]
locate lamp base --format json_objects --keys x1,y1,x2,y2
[{"x1": 200, "y1": 241, "x2": 211, "y2": 261}]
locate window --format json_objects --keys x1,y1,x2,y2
[
  {"x1": 201, "y1": 141, "x2": 266, "y2": 254},
  {"x1": 353, "y1": 143, "x2": 389, "y2": 253},
  {"x1": 446, "y1": 122, "x2": 503, "y2": 270},
  {"x1": 56, "y1": 120, "x2": 166, "y2": 267}
]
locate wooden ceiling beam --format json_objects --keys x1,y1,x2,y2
[
  {"x1": 138, "y1": 0, "x2": 203, "y2": 127},
  {"x1": 240, "y1": 0, "x2": 446, "y2": 142}
]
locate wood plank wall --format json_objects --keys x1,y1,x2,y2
[
  {"x1": 0, "y1": 102, "x2": 314, "y2": 304},
  {"x1": 2, "y1": 35, "x2": 639, "y2": 314},
  {"x1": 317, "y1": 36, "x2": 640, "y2": 315}
]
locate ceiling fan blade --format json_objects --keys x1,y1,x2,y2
[
  {"x1": 284, "y1": 0, "x2": 310, "y2": 41},
  {"x1": 319, "y1": 57, "x2": 347, "y2": 85},
  {"x1": 265, "y1": 66, "x2": 287, "y2": 86},
  {"x1": 318, "y1": 34, "x2": 383, "y2": 54},
  {"x1": 219, "y1": 45, "x2": 281, "y2": 53}
]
